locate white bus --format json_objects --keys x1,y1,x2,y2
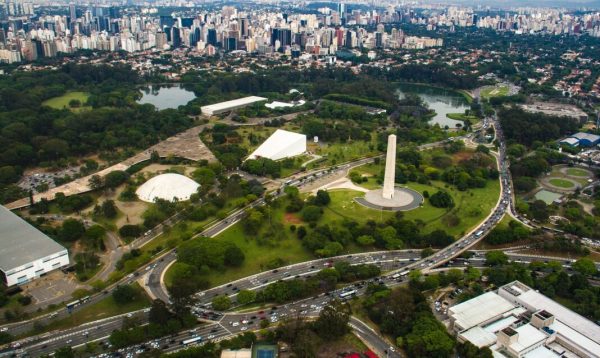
[
  {"x1": 339, "y1": 290, "x2": 357, "y2": 300},
  {"x1": 181, "y1": 336, "x2": 202, "y2": 345}
]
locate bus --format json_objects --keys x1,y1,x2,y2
[
  {"x1": 474, "y1": 230, "x2": 484, "y2": 238},
  {"x1": 339, "y1": 290, "x2": 357, "y2": 300},
  {"x1": 392, "y1": 270, "x2": 410, "y2": 280},
  {"x1": 66, "y1": 300, "x2": 81, "y2": 310},
  {"x1": 66, "y1": 295, "x2": 90, "y2": 310},
  {"x1": 181, "y1": 336, "x2": 202, "y2": 345}
]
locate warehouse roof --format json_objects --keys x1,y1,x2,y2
[
  {"x1": 449, "y1": 292, "x2": 515, "y2": 331},
  {"x1": 136, "y1": 173, "x2": 200, "y2": 203},
  {"x1": 201, "y1": 96, "x2": 267, "y2": 114},
  {"x1": 0, "y1": 205, "x2": 67, "y2": 272}
]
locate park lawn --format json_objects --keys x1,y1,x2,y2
[
  {"x1": 549, "y1": 178, "x2": 575, "y2": 188},
  {"x1": 321, "y1": 179, "x2": 500, "y2": 238},
  {"x1": 446, "y1": 113, "x2": 480, "y2": 124},
  {"x1": 189, "y1": 222, "x2": 313, "y2": 287},
  {"x1": 566, "y1": 168, "x2": 590, "y2": 177},
  {"x1": 37, "y1": 283, "x2": 150, "y2": 334},
  {"x1": 42, "y1": 91, "x2": 91, "y2": 112},
  {"x1": 310, "y1": 137, "x2": 379, "y2": 168},
  {"x1": 480, "y1": 86, "x2": 509, "y2": 99}
]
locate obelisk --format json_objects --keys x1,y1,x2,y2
[{"x1": 382, "y1": 134, "x2": 396, "y2": 199}]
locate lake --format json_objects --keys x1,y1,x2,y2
[
  {"x1": 397, "y1": 83, "x2": 470, "y2": 128},
  {"x1": 137, "y1": 85, "x2": 196, "y2": 110}
]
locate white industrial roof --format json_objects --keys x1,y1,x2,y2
[
  {"x1": 247, "y1": 129, "x2": 306, "y2": 161},
  {"x1": 201, "y1": 96, "x2": 267, "y2": 113},
  {"x1": 508, "y1": 324, "x2": 547, "y2": 353},
  {"x1": 0, "y1": 205, "x2": 67, "y2": 272},
  {"x1": 550, "y1": 319, "x2": 600, "y2": 356},
  {"x1": 514, "y1": 287, "x2": 600, "y2": 344},
  {"x1": 136, "y1": 173, "x2": 199, "y2": 203},
  {"x1": 449, "y1": 292, "x2": 516, "y2": 330},
  {"x1": 482, "y1": 314, "x2": 521, "y2": 334},
  {"x1": 523, "y1": 346, "x2": 560, "y2": 358},
  {"x1": 460, "y1": 326, "x2": 497, "y2": 348}
]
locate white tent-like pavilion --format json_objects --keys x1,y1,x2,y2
[
  {"x1": 136, "y1": 173, "x2": 200, "y2": 203},
  {"x1": 247, "y1": 129, "x2": 306, "y2": 161}
]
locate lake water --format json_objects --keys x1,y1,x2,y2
[
  {"x1": 137, "y1": 85, "x2": 196, "y2": 110},
  {"x1": 397, "y1": 84, "x2": 470, "y2": 128}
]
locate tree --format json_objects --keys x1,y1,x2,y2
[
  {"x1": 112, "y1": 285, "x2": 139, "y2": 305},
  {"x1": 212, "y1": 295, "x2": 232, "y2": 311},
  {"x1": 485, "y1": 251, "x2": 508, "y2": 266},
  {"x1": 119, "y1": 224, "x2": 143, "y2": 239},
  {"x1": 572, "y1": 258, "x2": 598, "y2": 276},
  {"x1": 103, "y1": 170, "x2": 129, "y2": 189},
  {"x1": 457, "y1": 341, "x2": 493, "y2": 358},
  {"x1": 148, "y1": 299, "x2": 173, "y2": 325},
  {"x1": 301, "y1": 205, "x2": 323, "y2": 223},
  {"x1": 99, "y1": 200, "x2": 117, "y2": 218},
  {"x1": 224, "y1": 246, "x2": 245, "y2": 267},
  {"x1": 192, "y1": 167, "x2": 216, "y2": 187},
  {"x1": 530, "y1": 200, "x2": 549, "y2": 221},
  {"x1": 405, "y1": 315, "x2": 455, "y2": 357},
  {"x1": 237, "y1": 290, "x2": 256, "y2": 305},
  {"x1": 429, "y1": 191, "x2": 454, "y2": 208},
  {"x1": 313, "y1": 300, "x2": 350, "y2": 340},
  {"x1": 53, "y1": 346, "x2": 75, "y2": 358},
  {"x1": 421, "y1": 247, "x2": 434, "y2": 258},
  {"x1": 89, "y1": 175, "x2": 103, "y2": 190},
  {"x1": 314, "y1": 190, "x2": 331, "y2": 206},
  {"x1": 59, "y1": 219, "x2": 86, "y2": 241},
  {"x1": 357, "y1": 235, "x2": 375, "y2": 246}
]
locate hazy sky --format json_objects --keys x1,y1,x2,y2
[{"x1": 433, "y1": 0, "x2": 600, "y2": 8}]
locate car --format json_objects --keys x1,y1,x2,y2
[{"x1": 240, "y1": 327, "x2": 248, "y2": 331}]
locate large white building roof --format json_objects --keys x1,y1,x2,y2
[
  {"x1": 247, "y1": 129, "x2": 306, "y2": 161},
  {"x1": 449, "y1": 291, "x2": 516, "y2": 331},
  {"x1": 201, "y1": 96, "x2": 267, "y2": 116},
  {"x1": 136, "y1": 173, "x2": 199, "y2": 203},
  {"x1": 499, "y1": 281, "x2": 600, "y2": 345},
  {"x1": 0, "y1": 205, "x2": 67, "y2": 272}
]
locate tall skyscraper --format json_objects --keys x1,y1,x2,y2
[
  {"x1": 171, "y1": 27, "x2": 181, "y2": 47},
  {"x1": 207, "y1": 28, "x2": 217, "y2": 46},
  {"x1": 271, "y1": 28, "x2": 291, "y2": 51},
  {"x1": 338, "y1": 3, "x2": 346, "y2": 17},
  {"x1": 69, "y1": 4, "x2": 77, "y2": 22}
]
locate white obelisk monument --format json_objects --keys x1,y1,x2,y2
[{"x1": 382, "y1": 134, "x2": 396, "y2": 199}]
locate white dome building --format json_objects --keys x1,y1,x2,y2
[{"x1": 136, "y1": 173, "x2": 200, "y2": 203}]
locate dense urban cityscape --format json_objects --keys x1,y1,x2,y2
[{"x1": 0, "y1": 0, "x2": 599, "y2": 358}]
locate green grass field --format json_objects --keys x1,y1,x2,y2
[
  {"x1": 566, "y1": 168, "x2": 590, "y2": 177},
  {"x1": 42, "y1": 91, "x2": 91, "y2": 112},
  {"x1": 183, "y1": 216, "x2": 313, "y2": 287},
  {"x1": 480, "y1": 86, "x2": 509, "y2": 99},
  {"x1": 446, "y1": 113, "x2": 480, "y2": 124},
  {"x1": 322, "y1": 178, "x2": 500, "y2": 237},
  {"x1": 310, "y1": 139, "x2": 379, "y2": 168},
  {"x1": 36, "y1": 283, "x2": 150, "y2": 334},
  {"x1": 548, "y1": 178, "x2": 576, "y2": 188}
]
